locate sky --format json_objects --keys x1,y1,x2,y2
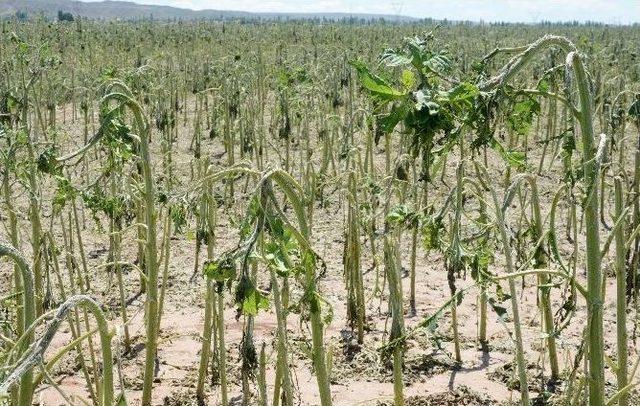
[{"x1": 80, "y1": 0, "x2": 640, "y2": 24}]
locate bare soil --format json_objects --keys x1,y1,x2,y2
[{"x1": 3, "y1": 101, "x2": 639, "y2": 406}]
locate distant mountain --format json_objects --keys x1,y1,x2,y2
[{"x1": 0, "y1": 0, "x2": 419, "y2": 22}]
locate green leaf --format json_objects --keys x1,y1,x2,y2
[
  {"x1": 507, "y1": 96, "x2": 540, "y2": 136},
  {"x1": 377, "y1": 103, "x2": 407, "y2": 136},
  {"x1": 446, "y1": 83, "x2": 479, "y2": 107},
  {"x1": 264, "y1": 242, "x2": 290, "y2": 276},
  {"x1": 235, "y1": 275, "x2": 270, "y2": 316},
  {"x1": 422, "y1": 215, "x2": 444, "y2": 250},
  {"x1": 490, "y1": 139, "x2": 526, "y2": 170},
  {"x1": 380, "y1": 48, "x2": 412, "y2": 67},
  {"x1": 414, "y1": 90, "x2": 440, "y2": 114},
  {"x1": 401, "y1": 69, "x2": 416, "y2": 90},
  {"x1": 387, "y1": 204, "x2": 410, "y2": 224},
  {"x1": 169, "y1": 204, "x2": 188, "y2": 234},
  {"x1": 6, "y1": 93, "x2": 21, "y2": 114},
  {"x1": 424, "y1": 53, "x2": 453, "y2": 75},
  {"x1": 53, "y1": 175, "x2": 77, "y2": 211},
  {"x1": 350, "y1": 60, "x2": 407, "y2": 101},
  {"x1": 537, "y1": 78, "x2": 550, "y2": 93},
  {"x1": 266, "y1": 214, "x2": 285, "y2": 239},
  {"x1": 186, "y1": 229, "x2": 196, "y2": 241},
  {"x1": 37, "y1": 147, "x2": 61, "y2": 175},
  {"x1": 242, "y1": 287, "x2": 270, "y2": 316},
  {"x1": 405, "y1": 36, "x2": 426, "y2": 70},
  {"x1": 203, "y1": 258, "x2": 237, "y2": 281}
]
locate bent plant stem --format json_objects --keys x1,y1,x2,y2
[
  {"x1": 197, "y1": 163, "x2": 217, "y2": 403},
  {"x1": 115, "y1": 89, "x2": 159, "y2": 406},
  {"x1": 570, "y1": 51, "x2": 604, "y2": 406},
  {"x1": 0, "y1": 242, "x2": 36, "y2": 406},
  {"x1": 528, "y1": 178, "x2": 559, "y2": 381},
  {"x1": 0, "y1": 295, "x2": 113, "y2": 406},
  {"x1": 506, "y1": 174, "x2": 559, "y2": 380},
  {"x1": 614, "y1": 178, "x2": 628, "y2": 406},
  {"x1": 200, "y1": 167, "x2": 331, "y2": 405},
  {"x1": 482, "y1": 35, "x2": 603, "y2": 404},
  {"x1": 216, "y1": 283, "x2": 229, "y2": 406},
  {"x1": 267, "y1": 171, "x2": 332, "y2": 406},
  {"x1": 105, "y1": 84, "x2": 160, "y2": 406},
  {"x1": 384, "y1": 229, "x2": 405, "y2": 406},
  {"x1": 58, "y1": 81, "x2": 160, "y2": 404},
  {"x1": 448, "y1": 163, "x2": 464, "y2": 364},
  {"x1": 270, "y1": 266, "x2": 293, "y2": 406},
  {"x1": 197, "y1": 279, "x2": 215, "y2": 403},
  {"x1": 345, "y1": 170, "x2": 365, "y2": 343},
  {"x1": 477, "y1": 164, "x2": 530, "y2": 404}
]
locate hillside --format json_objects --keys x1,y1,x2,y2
[{"x1": 0, "y1": 0, "x2": 419, "y2": 22}]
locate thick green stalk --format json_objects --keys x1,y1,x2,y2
[
  {"x1": 478, "y1": 165, "x2": 530, "y2": 405},
  {"x1": 478, "y1": 285, "x2": 487, "y2": 345},
  {"x1": 198, "y1": 164, "x2": 217, "y2": 402},
  {"x1": 270, "y1": 268, "x2": 293, "y2": 406},
  {"x1": 258, "y1": 343, "x2": 268, "y2": 406},
  {"x1": 481, "y1": 36, "x2": 602, "y2": 404},
  {"x1": 526, "y1": 176, "x2": 559, "y2": 380},
  {"x1": 197, "y1": 280, "x2": 215, "y2": 403},
  {"x1": 267, "y1": 172, "x2": 332, "y2": 406},
  {"x1": 448, "y1": 163, "x2": 464, "y2": 364},
  {"x1": 156, "y1": 214, "x2": 172, "y2": 331},
  {"x1": 135, "y1": 201, "x2": 147, "y2": 294},
  {"x1": 0, "y1": 242, "x2": 36, "y2": 406},
  {"x1": 17, "y1": 62, "x2": 44, "y2": 317},
  {"x1": 0, "y1": 295, "x2": 113, "y2": 406},
  {"x1": 345, "y1": 171, "x2": 365, "y2": 343},
  {"x1": 25, "y1": 138, "x2": 43, "y2": 316},
  {"x1": 383, "y1": 232, "x2": 404, "y2": 406},
  {"x1": 102, "y1": 91, "x2": 161, "y2": 406},
  {"x1": 476, "y1": 183, "x2": 489, "y2": 346},
  {"x1": 2, "y1": 165, "x2": 22, "y2": 341},
  {"x1": 304, "y1": 266, "x2": 332, "y2": 406},
  {"x1": 140, "y1": 133, "x2": 160, "y2": 406},
  {"x1": 84, "y1": 86, "x2": 159, "y2": 406},
  {"x1": 571, "y1": 52, "x2": 604, "y2": 406},
  {"x1": 614, "y1": 178, "x2": 628, "y2": 406},
  {"x1": 110, "y1": 175, "x2": 130, "y2": 352},
  {"x1": 216, "y1": 285, "x2": 229, "y2": 406}
]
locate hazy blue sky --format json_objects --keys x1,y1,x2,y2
[{"x1": 81, "y1": 0, "x2": 639, "y2": 23}]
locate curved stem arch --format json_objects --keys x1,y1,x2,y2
[
  {"x1": 0, "y1": 295, "x2": 114, "y2": 406},
  {"x1": 482, "y1": 34, "x2": 604, "y2": 405}
]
